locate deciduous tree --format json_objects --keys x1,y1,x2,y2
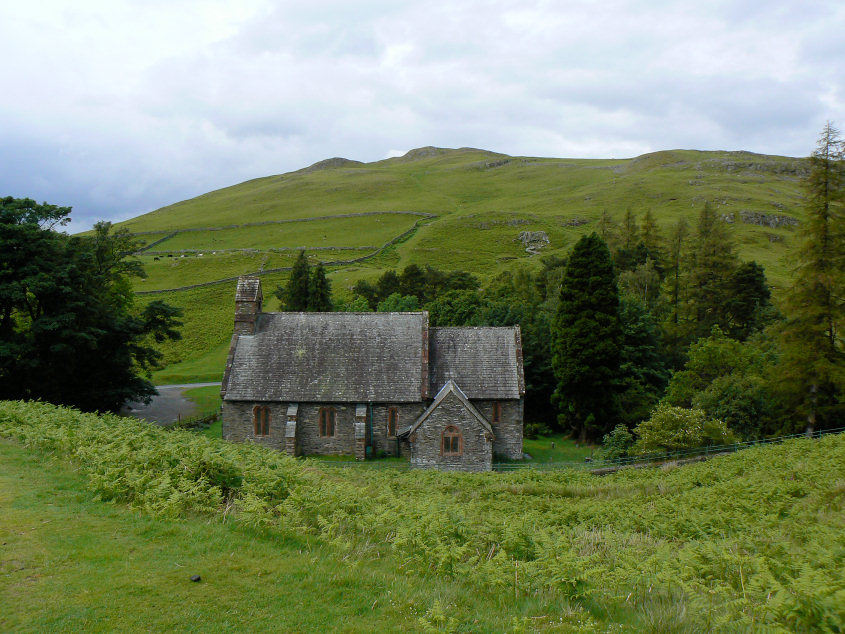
[{"x1": 0, "y1": 200, "x2": 182, "y2": 411}]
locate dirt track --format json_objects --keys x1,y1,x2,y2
[{"x1": 121, "y1": 383, "x2": 220, "y2": 426}]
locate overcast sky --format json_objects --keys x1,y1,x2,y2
[{"x1": 1, "y1": 1, "x2": 843, "y2": 230}]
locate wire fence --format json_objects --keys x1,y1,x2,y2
[{"x1": 312, "y1": 426, "x2": 845, "y2": 472}]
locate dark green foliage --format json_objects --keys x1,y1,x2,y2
[
  {"x1": 425, "y1": 289, "x2": 486, "y2": 326},
  {"x1": 613, "y1": 241, "x2": 650, "y2": 273},
  {"x1": 376, "y1": 269, "x2": 400, "y2": 301},
  {"x1": 617, "y1": 298, "x2": 670, "y2": 427},
  {"x1": 687, "y1": 202, "x2": 739, "y2": 336},
  {"x1": 398, "y1": 264, "x2": 426, "y2": 299},
  {"x1": 551, "y1": 233, "x2": 624, "y2": 442},
  {"x1": 277, "y1": 250, "x2": 311, "y2": 311},
  {"x1": 307, "y1": 263, "x2": 333, "y2": 311},
  {"x1": 0, "y1": 200, "x2": 181, "y2": 411},
  {"x1": 776, "y1": 122, "x2": 845, "y2": 433},
  {"x1": 377, "y1": 293, "x2": 419, "y2": 312},
  {"x1": 662, "y1": 328, "x2": 780, "y2": 439},
  {"x1": 351, "y1": 279, "x2": 378, "y2": 309},
  {"x1": 639, "y1": 209, "x2": 664, "y2": 270},
  {"x1": 724, "y1": 261, "x2": 771, "y2": 340}
]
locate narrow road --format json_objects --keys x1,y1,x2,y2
[{"x1": 121, "y1": 382, "x2": 221, "y2": 426}]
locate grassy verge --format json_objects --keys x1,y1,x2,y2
[
  {"x1": 1, "y1": 439, "x2": 583, "y2": 632},
  {"x1": 522, "y1": 434, "x2": 595, "y2": 463}
]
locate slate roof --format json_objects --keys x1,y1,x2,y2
[
  {"x1": 224, "y1": 312, "x2": 427, "y2": 403},
  {"x1": 399, "y1": 380, "x2": 492, "y2": 437},
  {"x1": 428, "y1": 327, "x2": 524, "y2": 399}
]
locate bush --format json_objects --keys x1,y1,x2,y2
[
  {"x1": 595, "y1": 424, "x2": 634, "y2": 460},
  {"x1": 631, "y1": 404, "x2": 737, "y2": 455},
  {"x1": 523, "y1": 421, "x2": 552, "y2": 439}
]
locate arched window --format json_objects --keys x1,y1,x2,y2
[
  {"x1": 253, "y1": 405, "x2": 270, "y2": 437},
  {"x1": 441, "y1": 425, "x2": 462, "y2": 456},
  {"x1": 491, "y1": 402, "x2": 502, "y2": 424},
  {"x1": 387, "y1": 407, "x2": 399, "y2": 437},
  {"x1": 319, "y1": 407, "x2": 336, "y2": 437}
]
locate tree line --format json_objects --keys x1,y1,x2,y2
[{"x1": 279, "y1": 124, "x2": 843, "y2": 446}]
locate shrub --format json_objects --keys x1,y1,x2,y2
[
  {"x1": 631, "y1": 404, "x2": 737, "y2": 455},
  {"x1": 595, "y1": 423, "x2": 634, "y2": 460}
]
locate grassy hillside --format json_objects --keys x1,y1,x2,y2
[
  {"x1": 1, "y1": 400, "x2": 843, "y2": 631},
  {"x1": 109, "y1": 146, "x2": 808, "y2": 383}
]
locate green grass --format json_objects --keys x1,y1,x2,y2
[
  {"x1": 181, "y1": 385, "x2": 223, "y2": 440},
  {"x1": 1, "y1": 438, "x2": 586, "y2": 632},
  {"x1": 182, "y1": 385, "x2": 222, "y2": 414},
  {"x1": 3, "y1": 400, "x2": 844, "y2": 631},
  {"x1": 522, "y1": 434, "x2": 595, "y2": 463},
  {"x1": 152, "y1": 340, "x2": 229, "y2": 385},
  {"x1": 151, "y1": 213, "x2": 417, "y2": 252},
  {"x1": 111, "y1": 147, "x2": 811, "y2": 392}
]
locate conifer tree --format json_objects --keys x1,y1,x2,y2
[
  {"x1": 777, "y1": 122, "x2": 845, "y2": 434},
  {"x1": 664, "y1": 218, "x2": 689, "y2": 326},
  {"x1": 596, "y1": 209, "x2": 619, "y2": 248},
  {"x1": 308, "y1": 262, "x2": 333, "y2": 311},
  {"x1": 277, "y1": 250, "x2": 310, "y2": 311},
  {"x1": 640, "y1": 209, "x2": 662, "y2": 254},
  {"x1": 621, "y1": 208, "x2": 639, "y2": 251},
  {"x1": 687, "y1": 202, "x2": 738, "y2": 336},
  {"x1": 551, "y1": 233, "x2": 623, "y2": 442}
]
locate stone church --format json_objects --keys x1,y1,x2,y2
[{"x1": 221, "y1": 276, "x2": 524, "y2": 471}]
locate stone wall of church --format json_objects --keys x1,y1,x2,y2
[
  {"x1": 471, "y1": 398, "x2": 524, "y2": 460},
  {"x1": 370, "y1": 403, "x2": 425, "y2": 457},
  {"x1": 409, "y1": 392, "x2": 492, "y2": 472},
  {"x1": 294, "y1": 403, "x2": 357, "y2": 456},
  {"x1": 222, "y1": 401, "x2": 287, "y2": 452}
]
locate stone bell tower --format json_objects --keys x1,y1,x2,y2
[
  {"x1": 222, "y1": 276, "x2": 263, "y2": 398},
  {"x1": 233, "y1": 276, "x2": 263, "y2": 336}
]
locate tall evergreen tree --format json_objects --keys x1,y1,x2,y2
[
  {"x1": 596, "y1": 209, "x2": 619, "y2": 248},
  {"x1": 777, "y1": 122, "x2": 845, "y2": 434},
  {"x1": 640, "y1": 209, "x2": 662, "y2": 256},
  {"x1": 621, "y1": 208, "x2": 639, "y2": 251},
  {"x1": 551, "y1": 233, "x2": 624, "y2": 442},
  {"x1": 308, "y1": 262, "x2": 333, "y2": 311},
  {"x1": 277, "y1": 250, "x2": 310, "y2": 311},
  {"x1": 724, "y1": 261, "x2": 771, "y2": 340},
  {"x1": 664, "y1": 218, "x2": 689, "y2": 326},
  {"x1": 687, "y1": 202, "x2": 738, "y2": 335}
]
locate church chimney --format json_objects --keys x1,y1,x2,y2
[{"x1": 234, "y1": 276, "x2": 263, "y2": 335}]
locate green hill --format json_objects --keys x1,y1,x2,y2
[{"x1": 112, "y1": 147, "x2": 809, "y2": 383}]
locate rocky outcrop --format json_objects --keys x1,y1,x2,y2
[
  {"x1": 519, "y1": 231, "x2": 550, "y2": 254},
  {"x1": 719, "y1": 211, "x2": 799, "y2": 228},
  {"x1": 739, "y1": 211, "x2": 799, "y2": 228}
]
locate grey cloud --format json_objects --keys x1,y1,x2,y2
[{"x1": 0, "y1": 0, "x2": 842, "y2": 230}]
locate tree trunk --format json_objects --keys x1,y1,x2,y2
[{"x1": 806, "y1": 383, "x2": 817, "y2": 437}]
